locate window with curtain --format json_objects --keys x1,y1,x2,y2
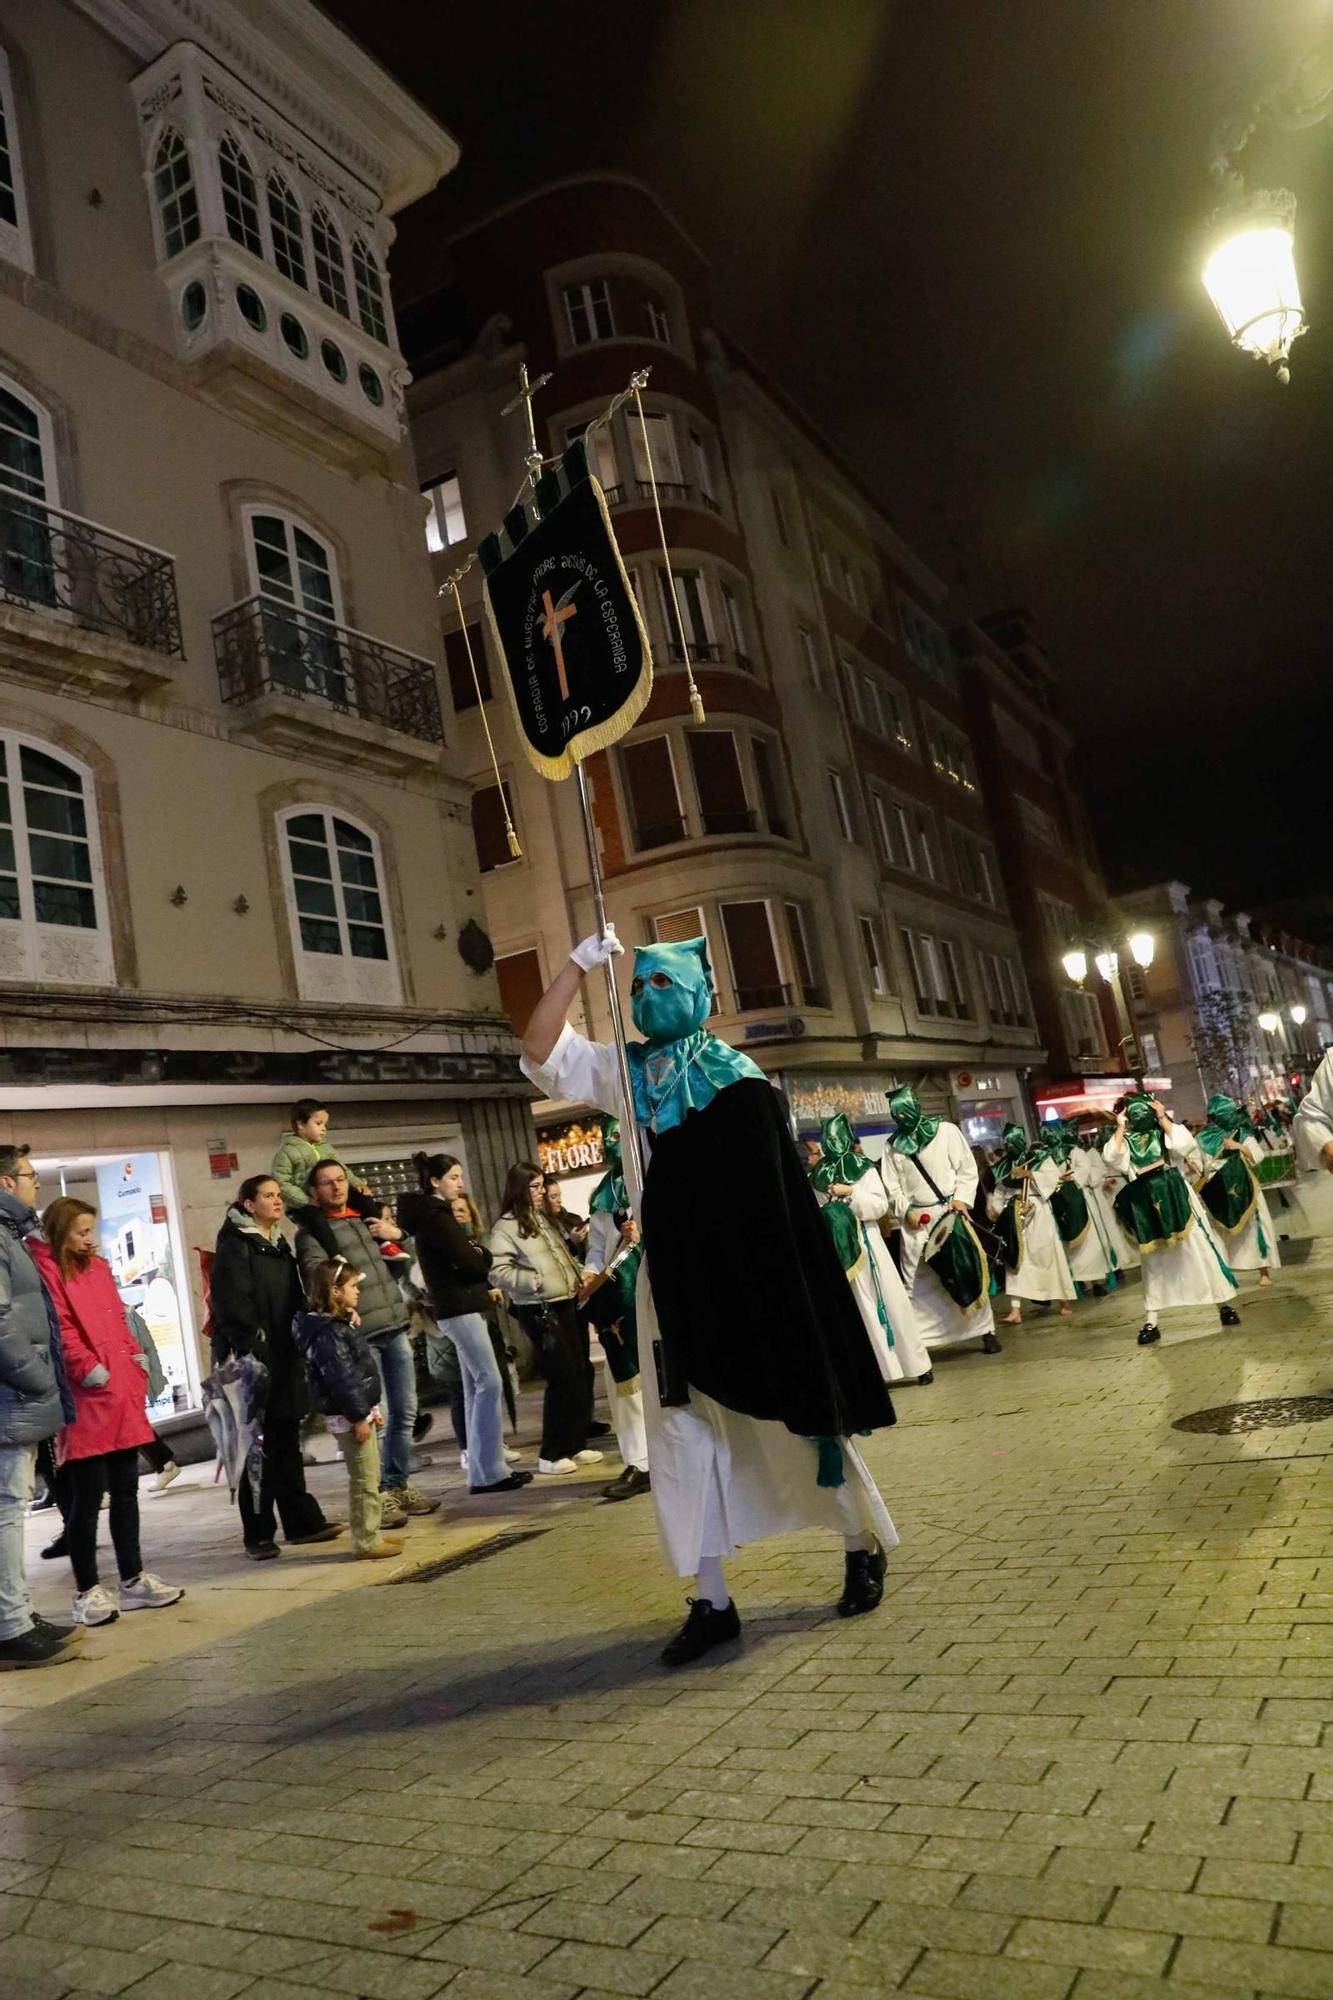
[
  {"x1": 351, "y1": 237, "x2": 388, "y2": 343},
  {"x1": 311, "y1": 206, "x2": 350, "y2": 316},
  {"x1": 153, "y1": 130, "x2": 199, "y2": 260},
  {"x1": 619, "y1": 737, "x2": 684, "y2": 849},
  {"x1": 266, "y1": 174, "x2": 306, "y2": 287},
  {"x1": 218, "y1": 135, "x2": 262, "y2": 256}
]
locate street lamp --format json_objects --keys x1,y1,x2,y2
[
  {"x1": 1202, "y1": 45, "x2": 1333, "y2": 382},
  {"x1": 1128, "y1": 932, "x2": 1156, "y2": 970},
  {"x1": 1061, "y1": 947, "x2": 1088, "y2": 985},
  {"x1": 1258, "y1": 1010, "x2": 1281, "y2": 1034},
  {"x1": 1059, "y1": 928, "x2": 1154, "y2": 1082},
  {"x1": 1094, "y1": 949, "x2": 1119, "y2": 984},
  {"x1": 1290, "y1": 1003, "x2": 1307, "y2": 1026}
]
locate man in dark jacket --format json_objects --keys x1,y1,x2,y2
[
  {"x1": 210, "y1": 1173, "x2": 342, "y2": 1560},
  {"x1": 293, "y1": 1161, "x2": 437, "y2": 1516},
  {"x1": 0, "y1": 1145, "x2": 81, "y2": 1669}
]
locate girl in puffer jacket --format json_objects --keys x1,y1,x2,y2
[{"x1": 293, "y1": 1259, "x2": 404, "y2": 1561}]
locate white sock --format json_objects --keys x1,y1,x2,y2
[
  {"x1": 843, "y1": 1531, "x2": 874, "y2": 1554},
  {"x1": 1144, "y1": 1310, "x2": 1158, "y2": 1328},
  {"x1": 696, "y1": 1555, "x2": 729, "y2": 1609}
]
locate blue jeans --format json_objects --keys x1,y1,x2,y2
[
  {"x1": 369, "y1": 1328, "x2": 417, "y2": 1489},
  {"x1": 438, "y1": 1313, "x2": 505, "y2": 1487},
  {"x1": 0, "y1": 1443, "x2": 36, "y2": 1641}
]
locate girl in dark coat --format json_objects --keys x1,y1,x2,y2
[
  {"x1": 294, "y1": 1260, "x2": 403, "y2": 1560},
  {"x1": 210, "y1": 1174, "x2": 340, "y2": 1560}
]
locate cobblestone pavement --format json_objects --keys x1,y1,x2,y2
[{"x1": 2, "y1": 1226, "x2": 1332, "y2": 2000}]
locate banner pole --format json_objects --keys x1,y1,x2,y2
[{"x1": 574, "y1": 760, "x2": 645, "y2": 1202}]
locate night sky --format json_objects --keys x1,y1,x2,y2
[{"x1": 327, "y1": 0, "x2": 1332, "y2": 923}]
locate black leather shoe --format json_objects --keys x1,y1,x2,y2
[
  {"x1": 244, "y1": 1541, "x2": 281, "y2": 1561},
  {"x1": 39, "y1": 1534, "x2": 68, "y2": 1561},
  {"x1": 837, "y1": 1540, "x2": 887, "y2": 1619},
  {"x1": 603, "y1": 1466, "x2": 651, "y2": 1502},
  {"x1": 470, "y1": 1472, "x2": 534, "y2": 1493},
  {"x1": 915, "y1": 1370, "x2": 934, "y2": 1386},
  {"x1": 661, "y1": 1597, "x2": 741, "y2": 1667},
  {"x1": 586, "y1": 1421, "x2": 613, "y2": 1439},
  {"x1": 413, "y1": 1411, "x2": 435, "y2": 1442},
  {"x1": 1136, "y1": 1324, "x2": 1161, "y2": 1346},
  {"x1": 1219, "y1": 1304, "x2": 1240, "y2": 1327}
]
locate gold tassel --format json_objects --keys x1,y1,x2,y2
[
  {"x1": 451, "y1": 580, "x2": 522, "y2": 860},
  {"x1": 632, "y1": 381, "x2": 706, "y2": 725}
]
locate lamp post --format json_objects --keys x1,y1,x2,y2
[
  {"x1": 1060, "y1": 929, "x2": 1154, "y2": 1086},
  {"x1": 1202, "y1": 45, "x2": 1333, "y2": 381}
]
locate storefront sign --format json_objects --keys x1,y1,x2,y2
[
  {"x1": 207, "y1": 1135, "x2": 238, "y2": 1181},
  {"x1": 742, "y1": 1016, "x2": 805, "y2": 1043},
  {"x1": 537, "y1": 1116, "x2": 605, "y2": 1176},
  {"x1": 785, "y1": 1073, "x2": 901, "y2": 1131}
]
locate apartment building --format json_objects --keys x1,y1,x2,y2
[
  {"x1": 1117, "y1": 881, "x2": 1333, "y2": 1121},
  {"x1": 396, "y1": 174, "x2": 1051, "y2": 1177},
  {"x1": 0, "y1": 0, "x2": 531, "y2": 1420}
]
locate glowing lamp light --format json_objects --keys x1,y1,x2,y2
[
  {"x1": 1062, "y1": 947, "x2": 1089, "y2": 984},
  {"x1": 1202, "y1": 197, "x2": 1306, "y2": 382},
  {"x1": 1128, "y1": 932, "x2": 1155, "y2": 969},
  {"x1": 1094, "y1": 950, "x2": 1119, "y2": 984},
  {"x1": 1258, "y1": 1010, "x2": 1281, "y2": 1033},
  {"x1": 1289, "y1": 1003, "x2": 1307, "y2": 1026}
]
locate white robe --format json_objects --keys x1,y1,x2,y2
[
  {"x1": 1103, "y1": 1125, "x2": 1237, "y2": 1315},
  {"x1": 1199, "y1": 1137, "x2": 1280, "y2": 1273},
  {"x1": 818, "y1": 1168, "x2": 931, "y2": 1383},
  {"x1": 1083, "y1": 1146, "x2": 1141, "y2": 1271},
  {"x1": 989, "y1": 1155, "x2": 1077, "y2": 1303},
  {"x1": 523, "y1": 1025, "x2": 898, "y2": 1577},
  {"x1": 887, "y1": 1125, "x2": 996, "y2": 1346},
  {"x1": 1064, "y1": 1146, "x2": 1116, "y2": 1285},
  {"x1": 1295, "y1": 1055, "x2": 1333, "y2": 1174},
  {"x1": 585, "y1": 1208, "x2": 650, "y2": 1472}
]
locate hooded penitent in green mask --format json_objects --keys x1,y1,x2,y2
[
  {"x1": 888, "y1": 1086, "x2": 941, "y2": 1156},
  {"x1": 589, "y1": 1116, "x2": 628, "y2": 1216},
  {"x1": 1196, "y1": 1095, "x2": 1264, "y2": 1244},
  {"x1": 625, "y1": 938, "x2": 764, "y2": 1134},
  {"x1": 996, "y1": 1121, "x2": 1031, "y2": 1185},
  {"x1": 1197, "y1": 1093, "x2": 1253, "y2": 1159},
  {"x1": 1121, "y1": 1093, "x2": 1168, "y2": 1167},
  {"x1": 809, "y1": 1114, "x2": 875, "y2": 1195}
]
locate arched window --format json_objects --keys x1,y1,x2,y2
[
  {"x1": 0, "y1": 378, "x2": 56, "y2": 609},
  {"x1": 245, "y1": 508, "x2": 346, "y2": 706},
  {"x1": 310, "y1": 205, "x2": 349, "y2": 317},
  {"x1": 266, "y1": 172, "x2": 306, "y2": 288},
  {"x1": 278, "y1": 806, "x2": 400, "y2": 1005},
  {"x1": 351, "y1": 236, "x2": 387, "y2": 343},
  {"x1": 0, "y1": 731, "x2": 113, "y2": 985},
  {"x1": 218, "y1": 134, "x2": 261, "y2": 257},
  {"x1": 152, "y1": 129, "x2": 199, "y2": 259}
]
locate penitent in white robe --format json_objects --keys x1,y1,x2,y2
[
  {"x1": 989, "y1": 1156, "x2": 1077, "y2": 1303},
  {"x1": 886, "y1": 1124, "x2": 996, "y2": 1346},
  {"x1": 1103, "y1": 1124, "x2": 1237, "y2": 1316},
  {"x1": 818, "y1": 1168, "x2": 931, "y2": 1383},
  {"x1": 1295, "y1": 1053, "x2": 1333, "y2": 1174},
  {"x1": 1063, "y1": 1146, "x2": 1117, "y2": 1285},
  {"x1": 1200, "y1": 1138, "x2": 1280, "y2": 1274},
  {"x1": 1083, "y1": 1146, "x2": 1141, "y2": 1272},
  {"x1": 524, "y1": 1025, "x2": 898, "y2": 1578}
]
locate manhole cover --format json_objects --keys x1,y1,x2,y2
[
  {"x1": 1172, "y1": 1396, "x2": 1333, "y2": 1435},
  {"x1": 386, "y1": 1526, "x2": 548, "y2": 1583}
]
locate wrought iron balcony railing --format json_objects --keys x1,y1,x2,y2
[
  {"x1": 734, "y1": 980, "x2": 792, "y2": 1012},
  {"x1": 699, "y1": 805, "x2": 757, "y2": 837},
  {"x1": 631, "y1": 815, "x2": 687, "y2": 851},
  {"x1": 214, "y1": 597, "x2": 444, "y2": 746},
  {"x1": 0, "y1": 494, "x2": 183, "y2": 656},
  {"x1": 667, "y1": 638, "x2": 724, "y2": 665}
]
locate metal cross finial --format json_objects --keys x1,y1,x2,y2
[{"x1": 501, "y1": 362, "x2": 553, "y2": 491}]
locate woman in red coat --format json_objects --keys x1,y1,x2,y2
[{"x1": 31, "y1": 1200, "x2": 183, "y2": 1628}]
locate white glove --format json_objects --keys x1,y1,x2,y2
[{"x1": 570, "y1": 926, "x2": 623, "y2": 972}]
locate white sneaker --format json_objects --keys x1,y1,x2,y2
[
  {"x1": 119, "y1": 1572, "x2": 184, "y2": 1612},
  {"x1": 537, "y1": 1457, "x2": 577, "y2": 1475},
  {"x1": 73, "y1": 1585, "x2": 120, "y2": 1626},
  {"x1": 459, "y1": 1451, "x2": 469, "y2": 1472},
  {"x1": 574, "y1": 1449, "x2": 605, "y2": 1465},
  {"x1": 503, "y1": 1446, "x2": 522, "y2": 1463},
  {"x1": 153, "y1": 1461, "x2": 181, "y2": 1492}
]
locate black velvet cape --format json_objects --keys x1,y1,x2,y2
[{"x1": 641, "y1": 1078, "x2": 896, "y2": 1439}]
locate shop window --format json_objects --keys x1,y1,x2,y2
[
  {"x1": 152, "y1": 128, "x2": 198, "y2": 262},
  {"x1": 564, "y1": 278, "x2": 615, "y2": 346},
  {"x1": 280, "y1": 809, "x2": 396, "y2": 987},
  {"x1": 494, "y1": 948, "x2": 544, "y2": 1034},
  {"x1": 687, "y1": 729, "x2": 752, "y2": 836},
  {"x1": 471, "y1": 781, "x2": 519, "y2": 872},
  {"x1": 619, "y1": 736, "x2": 684, "y2": 849},
  {"x1": 443, "y1": 620, "x2": 491, "y2": 711},
  {"x1": 218, "y1": 133, "x2": 261, "y2": 257},
  {"x1": 721, "y1": 899, "x2": 786, "y2": 1011},
  {"x1": 0, "y1": 731, "x2": 113, "y2": 985}
]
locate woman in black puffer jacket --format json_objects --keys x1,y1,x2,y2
[{"x1": 397, "y1": 1154, "x2": 530, "y2": 1497}]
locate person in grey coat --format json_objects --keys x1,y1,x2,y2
[{"x1": 0, "y1": 1145, "x2": 80, "y2": 1670}]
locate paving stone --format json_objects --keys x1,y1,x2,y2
[
  {"x1": 904, "y1": 1946, "x2": 1077, "y2": 1998},
  {"x1": 1004, "y1": 1915, "x2": 1174, "y2": 1975},
  {"x1": 535, "y1": 1940, "x2": 681, "y2": 1996},
  {"x1": 121, "y1": 1965, "x2": 257, "y2": 2000},
  {"x1": 1107, "y1": 1885, "x2": 1276, "y2": 1942},
  {"x1": 1171, "y1": 1936, "x2": 1333, "y2": 1997}
]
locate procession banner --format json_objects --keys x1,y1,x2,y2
[{"x1": 478, "y1": 440, "x2": 653, "y2": 779}]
